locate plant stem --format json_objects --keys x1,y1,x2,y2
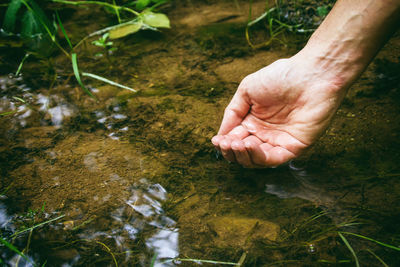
[
  {"x1": 82, "y1": 72, "x2": 137, "y2": 92},
  {"x1": 52, "y1": 0, "x2": 140, "y2": 16},
  {"x1": 112, "y1": 0, "x2": 121, "y2": 23},
  {"x1": 11, "y1": 215, "x2": 65, "y2": 238},
  {"x1": 15, "y1": 53, "x2": 30, "y2": 76},
  {"x1": 21, "y1": 0, "x2": 70, "y2": 58}
]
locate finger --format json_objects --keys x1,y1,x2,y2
[
  {"x1": 231, "y1": 140, "x2": 253, "y2": 168},
  {"x1": 211, "y1": 135, "x2": 224, "y2": 151},
  {"x1": 225, "y1": 125, "x2": 250, "y2": 140},
  {"x1": 243, "y1": 135, "x2": 271, "y2": 166},
  {"x1": 256, "y1": 129, "x2": 307, "y2": 155},
  {"x1": 219, "y1": 137, "x2": 236, "y2": 162},
  {"x1": 261, "y1": 145, "x2": 296, "y2": 167},
  {"x1": 218, "y1": 90, "x2": 250, "y2": 135}
]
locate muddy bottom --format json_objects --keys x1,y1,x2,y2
[{"x1": 1, "y1": 0, "x2": 400, "y2": 266}]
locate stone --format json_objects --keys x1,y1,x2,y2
[{"x1": 207, "y1": 216, "x2": 280, "y2": 248}]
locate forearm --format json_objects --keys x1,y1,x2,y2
[{"x1": 298, "y1": 0, "x2": 400, "y2": 90}]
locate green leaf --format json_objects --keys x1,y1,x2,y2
[
  {"x1": 102, "y1": 33, "x2": 109, "y2": 41},
  {"x1": 136, "y1": 0, "x2": 151, "y2": 10},
  {"x1": 109, "y1": 20, "x2": 143, "y2": 39},
  {"x1": 21, "y1": 10, "x2": 43, "y2": 37},
  {"x1": 317, "y1": 6, "x2": 329, "y2": 17},
  {"x1": 56, "y1": 11, "x2": 72, "y2": 49},
  {"x1": 0, "y1": 236, "x2": 30, "y2": 262},
  {"x1": 82, "y1": 72, "x2": 137, "y2": 92},
  {"x1": 71, "y1": 53, "x2": 94, "y2": 97},
  {"x1": 141, "y1": 10, "x2": 170, "y2": 28},
  {"x1": 25, "y1": 0, "x2": 56, "y2": 35},
  {"x1": 3, "y1": 0, "x2": 23, "y2": 33},
  {"x1": 338, "y1": 232, "x2": 360, "y2": 267}
]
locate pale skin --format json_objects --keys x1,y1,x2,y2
[{"x1": 212, "y1": 0, "x2": 400, "y2": 168}]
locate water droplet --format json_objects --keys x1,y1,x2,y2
[{"x1": 308, "y1": 243, "x2": 316, "y2": 253}]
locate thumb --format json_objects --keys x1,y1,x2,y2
[{"x1": 218, "y1": 90, "x2": 250, "y2": 135}]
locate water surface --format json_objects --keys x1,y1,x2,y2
[{"x1": 1, "y1": 1, "x2": 400, "y2": 266}]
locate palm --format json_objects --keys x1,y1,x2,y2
[{"x1": 212, "y1": 58, "x2": 344, "y2": 167}]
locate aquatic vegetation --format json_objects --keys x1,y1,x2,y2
[
  {"x1": 1, "y1": 0, "x2": 170, "y2": 96},
  {"x1": 338, "y1": 231, "x2": 400, "y2": 267},
  {"x1": 0, "y1": 201, "x2": 64, "y2": 265},
  {"x1": 251, "y1": 209, "x2": 400, "y2": 266},
  {"x1": 246, "y1": 0, "x2": 333, "y2": 48},
  {"x1": 2, "y1": 0, "x2": 57, "y2": 54},
  {"x1": 92, "y1": 32, "x2": 117, "y2": 57},
  {"x1": 1, "y1": 0, "x2": 399, "y2": 266}
]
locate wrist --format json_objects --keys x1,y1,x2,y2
[
  {"x1": 293, "y1": 0, "x2": 400, "y2": 94},
  {"x1": 295, "y1": 41, "x2": 365, "y2": 92}
]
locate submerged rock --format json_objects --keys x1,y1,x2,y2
[{"x1": 207, "y1": 216, "x2": 280, "y2": 248}]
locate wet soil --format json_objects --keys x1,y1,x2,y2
[{"x1": 0, "y1": 0, "x2": 400, "y2": 266}]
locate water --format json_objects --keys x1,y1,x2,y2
[{"x1": 1, "y1": 1, "x2": 400, "y2": 266}]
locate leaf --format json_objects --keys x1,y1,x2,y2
[
  {"x1": 317, "y1": 6, "x2": 329, "y2": 17},
  {"x1": 136, "y1": 0, "x2": 151, "y2": 10},
  {"x1": 25, "y1": 0, "x2": 56, "y2": 35},
  {"x1": 3, "y1": 0, "x2": 23, "y2": 33},
  {"x1": 0, "y1": 236, "x2": 30, "y2": 262},
  {"x1": 82, "y1": 72, "x2": 137, "y2": 92},
  {"x1": 141, "y1": 11, "x2": 170, "y2": 28},
  {"x1": 338, "y1": 232, "x2": 360, "y2": 267},
  {"x1": 56, "y1": 11, "x2": 72, "y2": 49},
  {"x1": 109, "y1": 20, "x2": 143, "y2": 39},
  {"x1": 21, "y1": 10, "x2": 43, "y2": 37},
  {"x1": 71, "y1": 53, "x2": 94, "y2": 98}
]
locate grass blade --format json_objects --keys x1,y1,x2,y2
[
  {"x1": 71, "y1": 53, "x2": 94, "y2": 97},
  {"x1": 338, "y1": 232, "x2": 360, "y2": 267},
  {"x1": 0, "y1": 236, "x2": 30, "y2": 262},
  {"x1": 340, "y1": 231, "x2": 400, "y2": 251},
  {"x1": 366, "y1": 249, "x2": 389, "y2": 267},
  {"x1": 15, "y1": 53, "x2": 30, "y2": 76},
  {"x1": 0, "y1": 110, "x2": 18, "y2": 116},
  {"x1": 56, "y1": 11, "x2": 73, "y2": 49},
  {"x1": 162, "y1": 257, "x2": 240, "y2": 265},
  {"x1": 82, "y1": 72, "x2": 137, "y2": 92},
  {"x1": 150, "y1": 252, "x2": 157, "y2": 267},
  {"x1": 11, "y1": 215, "x2": 65, "y2": 238}
]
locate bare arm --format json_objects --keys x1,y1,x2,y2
[
  {"x1": 212, "y1": 0, "x2": 400, "y2": 167},
  {"x1": 300, "y1": 0, "x2": 400, "y2": 91}
]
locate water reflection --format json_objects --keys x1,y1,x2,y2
[
  {"x1": 1, "y1": 75, "x2": 131, "y2": 141},
  {"x1": 0, "y1": 75, "x2": 77, "y2": 128},
  {"x1": 265, "y1": 162, "x2": 350, "y2": 224},
  {"x1": 265, "y1": 161, "x2": 333, "y2": 204},
  {"x1": 0, "y1": 178, "x2": 178, "y2": 266},
  {"x1": 94, "y1": 105, "x2": 130, "y2": 140},
  {"x1": 79, "y1": 179, "x2": 179, "y2": 266},
  {"x1": 147, "y1": 229, "x2": 179, "y2": 267}
]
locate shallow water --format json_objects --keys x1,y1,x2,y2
[{"x1": 1, "y1": 1, "x2": 400, "y2": 266}]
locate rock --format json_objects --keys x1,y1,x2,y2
[{"x1": 207, "y1": 216, "x2": 280, "y2": 248}]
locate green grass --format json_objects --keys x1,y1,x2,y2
[{"x1": 3, "y1": 0, "x2": 170, "y2": 96}]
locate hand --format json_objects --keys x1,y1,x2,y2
[{"x1": 212, "y1": 52, "x2": 348, "y2": 168}]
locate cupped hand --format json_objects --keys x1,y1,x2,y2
[{"x1": 212, "y1": 53, "x2": 347, "y2": 168}]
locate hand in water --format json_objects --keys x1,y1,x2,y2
[
  {"x1": 212, "y1": 53, "x2": 347, "y2": 168},
  {"x1": 211, "y1": 0, "x2": 399, "y2": 168}
]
